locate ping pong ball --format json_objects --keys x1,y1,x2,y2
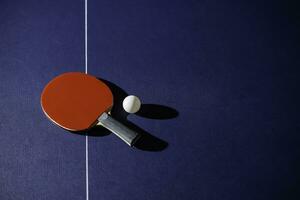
[{"x1": 123, "y1": 95, "x2": 141, "y2": 114}]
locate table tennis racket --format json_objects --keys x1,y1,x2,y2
[{"x1": 40, "y1": 72, "x2": 140, "y2": 146}]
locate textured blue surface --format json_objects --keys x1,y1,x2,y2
[{"x1": 0, "y1": 0, "x2": 299, "y2": 199}]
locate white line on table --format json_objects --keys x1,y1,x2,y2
[{"x1": 85, "y1": 0, "x2": 89, "y2": 199}]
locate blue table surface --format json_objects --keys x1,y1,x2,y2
[{"x1": 0, "y1": 0, "x2": 299, "y2": 199}]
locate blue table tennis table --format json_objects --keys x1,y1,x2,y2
[{"x1": 0, "y1": 0, "x2": 299, "y2": 199}]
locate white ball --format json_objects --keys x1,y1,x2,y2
[{"x1": 122, "y1": 95, "x2": 141, "y2": 114}]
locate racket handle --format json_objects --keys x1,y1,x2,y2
[{"x1": 98, "y1": 113, "x2": 140, "y2": 146}]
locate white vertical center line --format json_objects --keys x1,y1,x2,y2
[{"x1": 85, "y1": 0, "x2": 89, "y2": 200}]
